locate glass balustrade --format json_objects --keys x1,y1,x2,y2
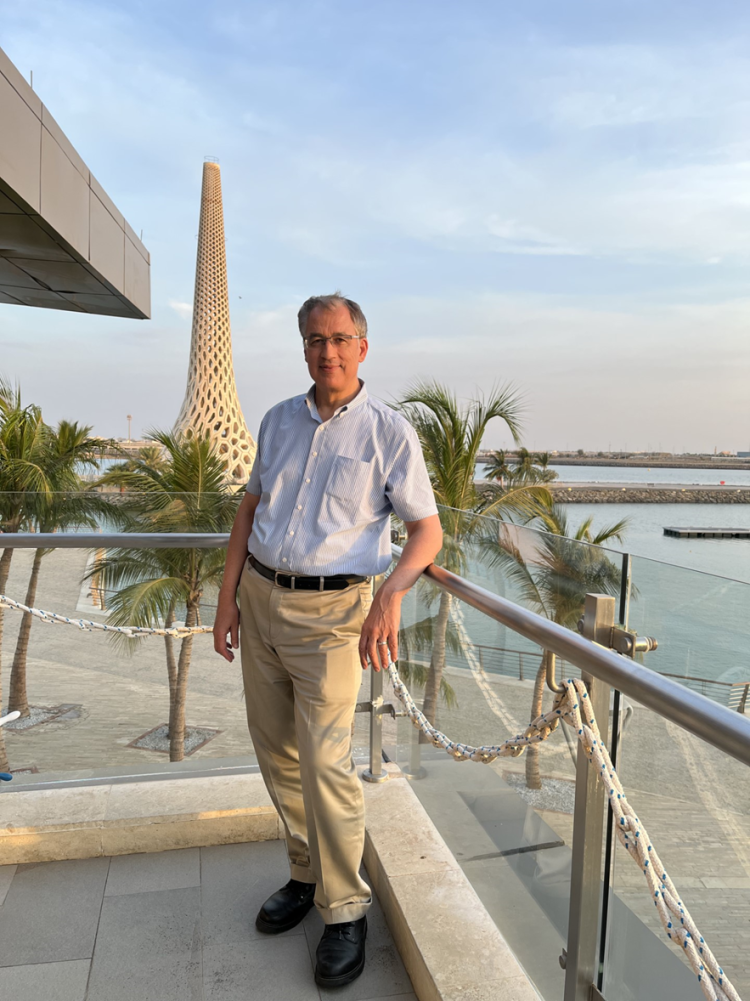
[
  {"x1": 0, "y1": 503, "x2": 249, "y2": 786},
  {"x1": 626, "y1": 553, "x2": 750, "y2": 707},
  {"x1": 386, "y1": 505, "x2": 750, "y2": 1000},
  {"x1": 601, "y1": 699, "x2": 749, "y2": 1001},
  {"x1": 2, "y1": 496, "x2": 749, "y2": 1001}
]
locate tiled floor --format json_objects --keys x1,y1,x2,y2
[{"x1": 0, "y1": 841, "x2": 417, "y2": 1001}]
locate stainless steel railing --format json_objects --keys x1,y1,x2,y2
[{"x1": 417, "y1": 555, "x2": 750, "y2": 767}]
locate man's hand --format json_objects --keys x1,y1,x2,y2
[
  {"x1": 358, "y1": 513, "x2": 442, "y2": 672},
  {"x1": 212, "y1": 492, "x2": 259, "y2": 664},
  {"x1": 359, "y1": 587, "x2": 402, "y2": 672},
  {"x1": 213, "y1": 598, "x2": 240, "y2": 663}
]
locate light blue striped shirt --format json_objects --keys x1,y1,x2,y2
[{"x1": 246, "y1": 382, "x2": 437, "y2": 576}]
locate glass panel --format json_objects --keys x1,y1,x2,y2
[
  {"x1": 627, "y1": 554, "x2": 750, "y2": 707},
  {"x1": 602, "y1": 702, "x2": 749, "y2": 1000},
  {"x1": 0, "y1": 536, "x2": 254, "y2": 786},
  {"x1": 386, "y1": 506, "x2": 629, "y2": 1000}
]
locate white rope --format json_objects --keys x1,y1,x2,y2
[
  {"x1": 388, "y1": 663, "x2": 741, "y2": 1001},
  {"x1": 0, "y1": 594, "x2": 211, "y2": 638}
]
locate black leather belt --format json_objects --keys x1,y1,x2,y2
[{"x1": 248, "y1": 555, "x2": 367, "y2": 591}]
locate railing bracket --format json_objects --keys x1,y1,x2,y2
[
  {"x1": 577, "y1": 595, "x2": 657, "y2": 660},
  {"x1": 355, "y1": 700, "x2": 405, "y2": 718}
]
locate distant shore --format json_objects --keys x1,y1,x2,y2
[
  {"x1": 550, "y1": 484, "x2": 750, "y2": 504},
  {"x1": 475, "y1": 452, "x2": 750, "y2": 471}
]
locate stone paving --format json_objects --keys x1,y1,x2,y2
[{"x1": 0, "y1": 841, "x2": 415, "y2": 1001}]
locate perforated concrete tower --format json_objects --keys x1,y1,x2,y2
[{"x1": 174, "y1": 161, "x2": 256, "y2": 482}]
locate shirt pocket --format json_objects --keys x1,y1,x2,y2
[{"x1": 326, "y1": 455, "x2": 373, "y2": 505}]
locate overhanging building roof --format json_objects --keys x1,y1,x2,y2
[{"x1": 0, "y1": 46, "x2": 150, "y2": 319}]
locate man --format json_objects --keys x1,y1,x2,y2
[{"x1": 213, "y1": 293, "x2": 442, "y2": 989}]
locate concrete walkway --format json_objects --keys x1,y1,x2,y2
[{"x1": 0, "y1": 840, "x2": 415, "y2": 1001}]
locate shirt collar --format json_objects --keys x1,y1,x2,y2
[{"x1": 305, "y1": 380, "x2": 369, "y2": 422}]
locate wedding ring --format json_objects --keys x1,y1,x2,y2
[{"x1": 377, "y1": 641, "x2": 388, "y2": 646}]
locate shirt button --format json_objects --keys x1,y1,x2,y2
[
  {"x1": 282, "y1": 557, "x2": 288, "y2": 563},
  {"x1": 289, "y1": 530, "x2": 294, "y2": 536},
  {"x1": 312, "y1": 451, "x2": 318, "y2": 457},
  {"x1": 305, "y1": 478, "x2": 310, "y2": 483},
  {"x1": 297, "y1": 505, "x2": 302, "y2": 510}
]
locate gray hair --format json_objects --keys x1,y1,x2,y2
[{"x1": 297, "y1": 292, "x2": 368, "y2": 339}]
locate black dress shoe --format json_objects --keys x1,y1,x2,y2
[
  {"x1": 255, "y1": 879, "x2": 316, "y2": 934},
  {"x1": 315, "y1": 916, "x2": 367, "y2": 988}
]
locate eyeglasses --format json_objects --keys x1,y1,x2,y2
[{"x1": 303, "y1": 334, "x2": 363, "y2": 350}]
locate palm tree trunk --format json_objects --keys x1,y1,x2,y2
[
  {"x1": 421, "y1": 591, "x2": 452, "y2": 739},
  {"x1": 0, "y1": 546, "x2": 16, "y2": 772},
  {"x1": 8, "y1": 547, "x2": 44, "y2": 717},
  {"x1": 164, "y1": 602, "x2": 177, "y2": 715},
  {"x1": 168, "y1": 598, "x2": 197, "y2": 762},
  {"x1": 525, "y1": 650, "x2": 548, "y2": 790}
]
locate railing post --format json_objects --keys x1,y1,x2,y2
[
  {"x1": 564, "y1": 594, "x2": 613, "y2": 1001},
  {"x1": 738, "y1": 683, "x2": 749, "y2": 715},
  {"x1": 361, "y1": 665, "x2": 388, "y2": 784}
]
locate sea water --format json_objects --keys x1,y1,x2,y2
[{"x1": 461, "y1": 467, "x2": 750, "y2": 689}]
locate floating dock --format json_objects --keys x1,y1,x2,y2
[{"x1": 663, "y1": 527, "x2": 750, "y2": 539}]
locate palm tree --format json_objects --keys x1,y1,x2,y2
[
  {"x1": 396, "y1": 381, "x2": 551, "y2": 732},
  {"x1": 483, "y1": 449, "x2": 512, "y2": 487},
  {"x1": 484, "y1": 448, "x2": 558, "y2": 487},
  {"x1": 7, "y1": 421, "x2": 112, "y2": 717},
  {"x1": 110, "y1": 443, "x2": 167, "y2": 475},
  {"x1": 481, "y1": 503, "x2": 627, "y2": 788},
  {"x1": 0, "y1": 380, "x2": 53, "y2": 772},
  {"x1": 88, "y1": 430, "x2": 240, "y2": 761}
]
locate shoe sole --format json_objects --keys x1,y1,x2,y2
[
  {"x1": 255, "y1": 898, "x2": 315, "y2": 935},
  {"x1": 314, "y1": 921, "x2": 367, "y2": 988},
  {"x1": 314, "y1": 950, "x2": 366, "y2": 989}
]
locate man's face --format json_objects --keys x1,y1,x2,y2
[{"x1": 303, "y1": 304, "x2": 369, "y2": 394}]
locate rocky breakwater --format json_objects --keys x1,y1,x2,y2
[{"x1": 550, "y1": 483, "x2": 750, "y2": 504}]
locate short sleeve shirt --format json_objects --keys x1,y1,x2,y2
[{"x1": 246, "y1": 382, "x2": 437, "y2": 576}]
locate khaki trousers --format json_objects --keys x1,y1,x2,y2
[{"x1": 239, "y1": 564, "x2": 373, "y2": 924}]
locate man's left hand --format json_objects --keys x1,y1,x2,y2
[{"x1": 359, "y1": 587, "x2": 402, "y2": 672}]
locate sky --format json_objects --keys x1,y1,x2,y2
[{"x1": 2, "y1": 0, "x2": 750, "y2": 453}]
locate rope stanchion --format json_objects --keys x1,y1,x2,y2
[
  {"x1": 0, "y1": 594, "x2": 212, "y2": 639},
  {"x1": 387, "y1": 661, "x2": 741, "y2": 1001}
]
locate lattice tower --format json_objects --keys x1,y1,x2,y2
[{"x1": 174, "y1": 161, "x2": 256, "y2": 482}]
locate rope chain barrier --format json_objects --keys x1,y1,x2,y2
[
  {"x1": 0, "y1": 595, "x2": 211, "y2": 638},
  {"x1": 387, "y1": 662, "x2": 741, "y2": 1001},
  {"x1": 0, "y1": 593, "x2": 740, "y2": 999}
]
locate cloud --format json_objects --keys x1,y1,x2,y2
[
  {"x1": 168, "y1": 300, "x2": 193, "y2": 319},
  {"x1": 3, "y1": 1, "x2": 750, "y2": 457}
]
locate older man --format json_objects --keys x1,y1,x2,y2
[{"x1": 214, "y1": 293, "x2": 442, "y2": 988}]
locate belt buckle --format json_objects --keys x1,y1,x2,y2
[
  {"x1": 319, "y1": 577, "x2": 325, "y2": 592},
  {"x1": 273, "y1": 569, "x2": 296, "y2": 590}
]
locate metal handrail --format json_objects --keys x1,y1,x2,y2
[
  {"x1": 393, "y1": 545, "x2": 750, "y2": 768},
  {"x1": 2, "y1": 532, "x2": 748, "y2": 766}
]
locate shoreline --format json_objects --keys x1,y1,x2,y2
[
  {"x1": 475, "y1": 452, "x2": 750, "y2": 471},
  {"x1": 550, "y1": 484, "x2": 750, "y2": 503}
]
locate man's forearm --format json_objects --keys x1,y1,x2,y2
[
  {"x1": 379, "y1": 514, "x2": 443, "y2": 598},
  {"x1": 219, "y1": 495, "x2": 257, "y2": 601}
]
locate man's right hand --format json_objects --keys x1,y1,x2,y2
[{"x1": 213, "y1": 598, "x2": 240, "y2": 662}]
